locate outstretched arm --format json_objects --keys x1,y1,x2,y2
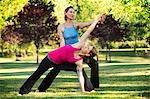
[
  {"x1": 74, "y1": 14, "x2": 106, "y2": 48},
  {"x1": 75, "y1": 21, "x2": 94, "y2": 29},
  {"x1": 79, "y1": 20, "x2": 99, "y2": 47},
  {"x1": 75, "y1": 60, "x2": 85, "y2": 92}
]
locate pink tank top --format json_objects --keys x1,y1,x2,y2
[{"x1": 48, "y1": 45, "x2": 82, "y2": 64}]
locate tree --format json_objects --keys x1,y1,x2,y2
[
  {"x1": 147, "y1": 36, "x2": 150, "y2": 45},
  {"x1": 91, "y1": 14, "x2": 128, "y2": 62},
  {"x1": 14, "y1": 0, "x2": 58, "y2": 63},
  {"x1": 0, "y1": 0, "x2": 28, "y2": 55},
  {"x1": 1, "y1": 24, "x2": 23, "y2": 59},
  {"x1": 118, "y1": 0, "x2": 150, "y2": 51},
  {"x1": 52, "y1": 0, "x2": 70, "y2": 23},
  {"x1": 0, "y1": 0, "x2": 28, "y2": 30}
]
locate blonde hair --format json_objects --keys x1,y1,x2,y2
[
  {"x1": 78, "y1": 42, "x2": 94, "y2": 56},
  {"x1": 83, "y1": 40, "x2": 94, "y2": 49}
]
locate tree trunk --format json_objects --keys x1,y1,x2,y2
[
  {"x1": 25, "y1": 49, "x2": 28, "y2": 56},
  {"x1": 15, "y1": 49, "x2": 19, "y2": 61},
  {"x1": 0, "y1": 34, "x2": 4, "y2": 56},
  {"x1": 108, "y1": 41, "x2": 111, "y2": 63},
  {"x1": 105, "y1": 40, "x2": 111, "y2": 62},
  {"x1": 108, "y1": 46, "x2": 111, "y2": 63},
  {"x1": 36, "y1": 46, "x2": 39, "y2": 64},
  {"x1": 1, "y1": 41, "x2": 4, "y2": 56},
  {"x1": 105, "y1": 48, "x2": 108, "y2": 61},
  {"x1": 134, "y1": 32, "x2": 137, "y2": 53},
  {"x1": 35, "y1": 42, "x2": 39, "y2": 64},
  {"x1": 105, "y1": 44, "x2": 108, "y2": 61}
]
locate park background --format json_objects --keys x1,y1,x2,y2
[{"x1": 0, "y1": 0, "x2": 150, "y2": 98}]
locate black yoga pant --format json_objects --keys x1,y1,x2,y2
[
  {"x1": 19, "y1": 56, "x2": 94, "y2": 94},
  {"x1": 38, "y1": 62, "x2": 94, "y2": 92},
  {"x1": 84, "y1": 57, "x2": 99, "y2": 88},
  {"x1": 19, "y1": 56, "x2": 55, "y2": 94},
  {"x1": 38, "y1": 57, "x2": 99, "y2": 92}
]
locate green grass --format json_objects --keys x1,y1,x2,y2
[{"x1": 0, "y1": 51, "x2": 150, "y2": 99}]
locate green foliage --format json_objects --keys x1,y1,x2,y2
[
  {"x1": 118, "y1": 0, "x2": 150, "y2": 42},
  {"x1": 0, "y1": 0, "x2": 149, "y2": 53},
  {"x1": 0, "y1": 0, "x2": 28, "y2": 29},
  {"x1": 111, "y1": 40, "x2": 149, "y2": 49},
  {"x1": 52, "y1": 0, "x2": 70, "y2": 23},
  {"x1": 0, "y1": 0, "x2": 59, "y2": 63},
  {"x1": 15, "y1": 0, "x2": 58, "y2": 63},
  {"x1": 15, "y1": 0, "x2": 58, "y2": 45},
  {"x1": 111, "y1": 42, "x2": 123, "y2": 49}
]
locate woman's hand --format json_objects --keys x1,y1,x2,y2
[
  {"x1": 100, "y1": 13, "x2": 106, "y2": 24},
  {"x1": 97, "y1": 13, "x2": 106, "y2": 24}
]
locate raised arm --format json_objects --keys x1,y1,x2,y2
[
  {"x1": 79, "y1": 20, "x2": 99, "y2": 45},
  {"x1": 75, "y1": 14, "x2": 106, "y2": 48},
  {"x1": 75, "y1": 21, "x2": 94, "y2": 29}
]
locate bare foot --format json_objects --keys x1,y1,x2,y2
[{"x1": 90, "y1": 90, "x2": 96, "y2": 92}]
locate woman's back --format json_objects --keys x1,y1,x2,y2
[{"x1": 48, "y1": 45, "x2": 81, "y2": 64}]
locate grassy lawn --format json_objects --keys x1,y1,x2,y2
[{"x1": 0, "y1": 51, "x2": 150, "y2": 99}]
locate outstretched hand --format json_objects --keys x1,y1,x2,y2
[{"x1": 97, "y1": 13, "x2": 106, "y2": 24}]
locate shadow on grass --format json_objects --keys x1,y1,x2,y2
[
  {"x1": 1, "y1": 63, "x2": 150, "y2": 80},
  {"x1": 0, "y1": 62, "x2": 38, "y2": 69},
  {"x1": 0, "y1": 93, "x2": 121, "y2": 99},
  {"x1": 100, "y1": 51, "x2": 136, "y2": 57},
  {"x1": 98, "y1": 86, "x2": 150, "y2": 91},
  {"x1": 85, "y1": 63, "x2": 150, "y2": 75},
  {"x1": 0, "y1": 71, "x2": 35, "y2": 76},
  {"x1": 140, "y1": 92, "x2": 150, "y2": 97},
  {"x1": 97, "y1": 60, "x2": 123, "y2": 63},
  {"x1": 0, "y1": 61, "x2": 150, "y2": 98},
  {"x1": 100, "y1": 63, "x2": 150, "y2": 70},
  {"x1": 0, "y1": 77, "x2": 79, "y2": 93},
  {"x1": 1, "y1": 74, "x2": 150, "y2": 93},
  {"x1": 101, "y1": 75, "x2": 150, "y2": 82}
]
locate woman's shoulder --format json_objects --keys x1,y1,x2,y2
[
  {"x1": 58, "y1": 23, "x2": 64, "y2": 28},
  {"x1": 58, "y1": 23, "x2": 65, "y2": 32},
  {"x1": 73, "y1": 22, "x2": 80, "y2": 29}
]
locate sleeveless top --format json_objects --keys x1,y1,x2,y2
[
  {"x1": 63, "y1": 23, "x2": 79, "y2": 45},
  {"x1": 47, "y1": 45, "x2": 82, "y2": 64}
]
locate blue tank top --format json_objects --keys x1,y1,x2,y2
[{"x1": 63, "y1": 23, "x2": 79, "y2": 45}]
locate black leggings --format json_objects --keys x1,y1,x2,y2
[
  {"x1": 37, "y1": 57, "x2": 99, "y2": 92},
  {"x1": 83, "y1": 57, "x2": 99, "y2": 88},
  {"x1": 19, "y1": 56, "x2": 94, "y2": 94},
  {"x1": 19, "y1": 56, "x2": 56, "y2": 94}
]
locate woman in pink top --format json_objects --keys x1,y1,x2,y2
[{"x1": 19, "y1": 14, "x2": 106, "y2": 95}]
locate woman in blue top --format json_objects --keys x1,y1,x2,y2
[
  {"x1": 37, "y1": 6, "x2": 100, "y2": 92},
  {"x1": 58, "y1": 6, "x2": 94, "y2": 47}
]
